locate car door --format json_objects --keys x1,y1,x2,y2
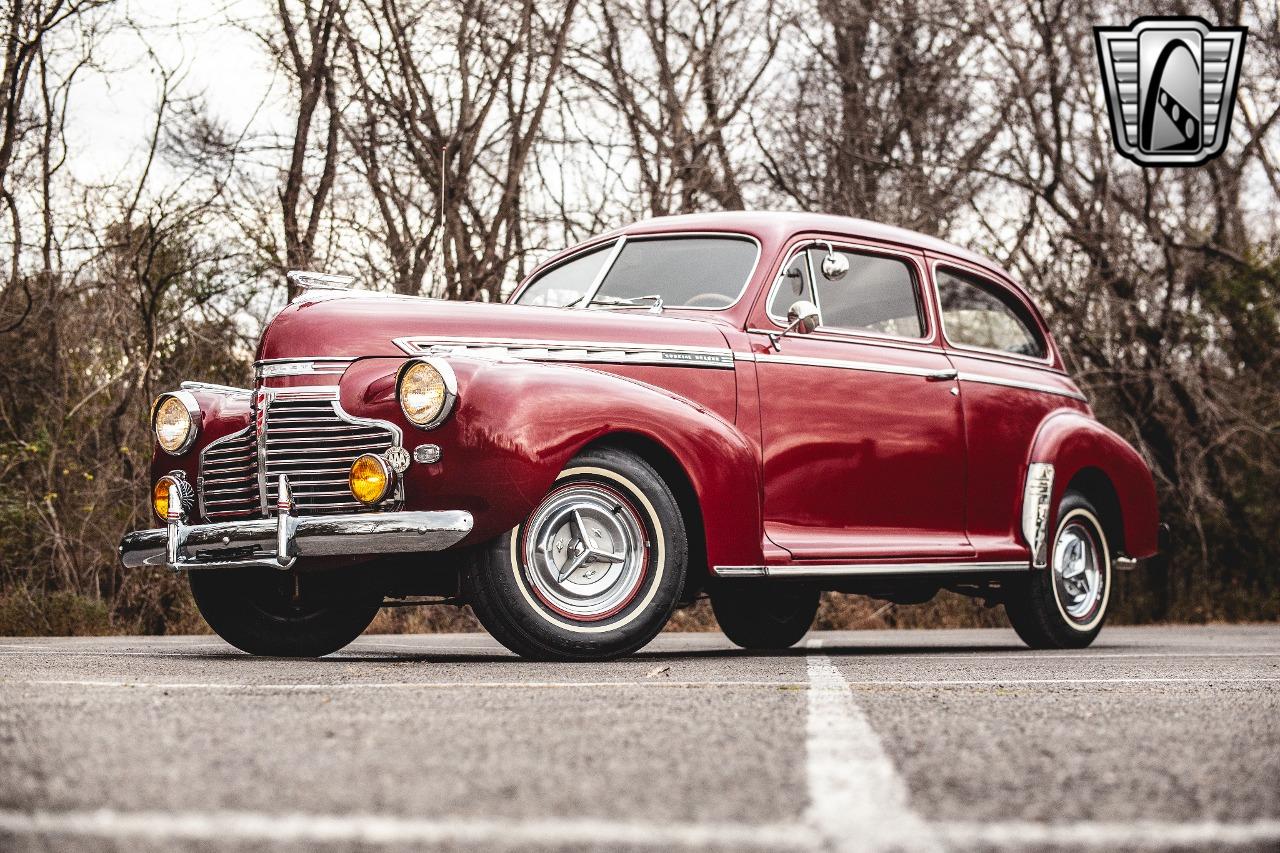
[
  {"x1": 929, "y1": 259, "x2": 1089, "y2": 558},
  {"x1": 751, "y1": 239, "x2": 972, "y2": 561}
]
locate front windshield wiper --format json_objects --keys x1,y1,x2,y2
[{"x1": 576, "y1": 293, "x2": 664, "y2": 313}]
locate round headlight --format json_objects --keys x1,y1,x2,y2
[
  {"x1": 397, "y1": 358, "x2": 457, "y2": 429},
  {"x1": 153, "y1": 392, "x2": 199, "y2": 455},
  {"x1": 349, "y1": 454, "x2": 393, "y2": 505}
]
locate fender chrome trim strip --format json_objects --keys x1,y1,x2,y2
[
  {"x1": 394, "y1": 336, "x2": 736, "y2": 369},
  {"x1": 712, "y1": 560, "x2": 1031, "y2": 578},
  {"x1": 957, "y1": 372, "x2": 1087, "y2": 402},
  {"x1": 743, "y1": 350, "x2": 1086, "y2": 400},
  {"x1": 749, "y1": 352, "x2": 941, "y2": 379},
  {"x1": 1021, "y1": 462, "x2": 1056, "y2": 568}
]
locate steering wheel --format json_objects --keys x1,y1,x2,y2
[{"x1": 684, "y1": 292, "x2": 735, "y2": 308}]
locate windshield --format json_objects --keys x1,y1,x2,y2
[{"x1": 514, "y1": 235, "x2": 757, "y2": 310}]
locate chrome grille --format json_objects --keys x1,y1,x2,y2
[
  {"x1": 198, "y1": 428, "x2": 258, "y2": 521},
  {"x1": 261, "y1": 396, "x2": 399, "y2": 516}
]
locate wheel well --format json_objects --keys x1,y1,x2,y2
[
  {"x1": 1066, "y1": 467, "x2": 1125, "y2": 554},
  {"x1": 582, "y1": 432, "x2": 708, "y2": 600}
]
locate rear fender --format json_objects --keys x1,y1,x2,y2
[{"x1": 1028, "y1": 411, "x2": 1159, "y2": 559}]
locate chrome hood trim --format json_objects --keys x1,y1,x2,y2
[{"x1": 395, "y1": 335, "x2": 735, "y2": 369}]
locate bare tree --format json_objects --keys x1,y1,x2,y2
[
  {"x1": 756, "y1": 0, "x2": 1004, "y2": 235},
  {"x1": 569, "y1": 0, "x2": 782, "y2": 218},
  {"x1": 338, "y1": 0, "x2": 579, "y2": 299},
  {"x1": 267, "y1": 0, "x2": 345, "y2": 299}
]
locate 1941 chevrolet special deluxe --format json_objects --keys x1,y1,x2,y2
[{"x1": 120, "y1": 211, "x2": 1160, "y2": 660}]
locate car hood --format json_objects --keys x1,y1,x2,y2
[{"x1": 256, "y1": 292, "x2": 734, "y2": 362}]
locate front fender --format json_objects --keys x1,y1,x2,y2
[
  {"x1": 1029, "y1": 410, "x2": 1159, "y2": 558},
  {"x1": 339, "y1": 357, "x2": 763, "y2": 569},
  {"x1": 148, "y1": 387, "x2": 252, "y2": 509}
]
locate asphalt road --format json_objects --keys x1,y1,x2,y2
[{"x1": 1, "y1": 624, "x2": 1277, "y2": 852}]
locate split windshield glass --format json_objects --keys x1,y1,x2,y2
[{"x1": 515, "y1": 235, "x2": 757, "y2": 309}]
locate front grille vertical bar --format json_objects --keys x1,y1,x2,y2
[{"x1": 255, "y1": 388, "x2": 271, "y2": 517}]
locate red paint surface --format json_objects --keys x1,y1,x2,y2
[{"x1": 151, "y1": 211, "x2": 1160, "y2": 573}]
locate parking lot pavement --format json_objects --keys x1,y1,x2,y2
[{"x1": 0, "y1": 624, "x2": 1277, "y2": 851}]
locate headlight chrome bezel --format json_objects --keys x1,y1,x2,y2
[
  {"x1": 396, "y1": 357, "x2": 458, "y2": 430},
  {"x1": 151, "y1": 391, "x2": 200, "y2": 455}
]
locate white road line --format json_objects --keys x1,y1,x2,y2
[
  {"x1": 6, "y1": 678, "x2": 810, "y2": 691},
  {"x1": 3, "y1": 808, "x2": 1276, "y2": 850},
  {"x1": 803, "y1": 654, "x2": 940, "y2": 851},
  {"x1": 7, "y1": 674, "x2": 1275, "y2": 692},
  {"x1": 0, "y1": 808, "x2": 818, "y2": 849},
  {"x1": 827, "y1": 650, "x2": 1280, "y2": 662},
  {"x1": 941, "y1": 818, "x2": 1280, "y2": 848}
]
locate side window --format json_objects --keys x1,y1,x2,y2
[
  {"x1": 767, "y1": 251, "x2": 815, "y2": 318},
  {"x1": 516, "y1": 244, "x2": 613, "y2": 307},
  {"x1": 936, "y1": 268, "x2": 1045, "y2": 358},
  {"x1": 808, "y1": 248, "x2": 924, "y2": 338}
]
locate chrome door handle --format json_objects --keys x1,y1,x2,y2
[{"x1": 925, "y1": 369, "x2": 958, "y2": 382}]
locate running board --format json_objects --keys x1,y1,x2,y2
[{"x1": 711, "y1": 561, "x2": 1031, "y2": 579}]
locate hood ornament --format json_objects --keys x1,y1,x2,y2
[{"x1": 287, "y1": 270, "x2": 356, "y2": 296}]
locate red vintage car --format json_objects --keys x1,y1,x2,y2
[{"x1": 120, "y1": 212, "x2": 1160, "y2": 660}]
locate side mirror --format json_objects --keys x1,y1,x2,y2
[
  {"x1": 786, "y1": 300, "x2": 820, "y2": 334},
  {"x1": 769, "y1": 300, "x2": 820, "y2": 351},
  {"x1": 820, "y1": 242, "x2": 849, "y2": 280}
]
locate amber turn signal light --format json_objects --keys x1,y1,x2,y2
[
  {"x1": 349, "y1": 454, "x2": 393, "y2": 505},
  {"x1": 151, "y1": 474, "x2": 193, "y2": 522}
]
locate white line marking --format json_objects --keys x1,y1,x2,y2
[
  {"x1": 2, "y1": 808, "x2": 1276, "y2": 850},
  {"x1": 6, "y1": 679, "x2": 810, "y2": 691},
  {"x1": 811, "y1": 650, "x2": 1280, "y2": 662},
  {"x1": 0, "y1": 808, "x2": 817, "y2": 849},
  {"x1": 7, "y1": 674, "x2": 1275, "y2": 693},
  {"x1": 942, "y1": 818, "x2": 1280, "y2": 848},
  {"x1": 804, "y1": 654, "x2": 940, "y2": 851},
  {"x1": 842, "y1": 676, "x2": 1280, "y2": 686}
]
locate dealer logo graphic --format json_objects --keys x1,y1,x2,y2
[{"x1": 1095, "y1": 17, "x2": 1247, "y2": 166}]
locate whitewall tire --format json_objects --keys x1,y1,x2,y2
[{"x1": 466, "y1": 446, "x2": 688, "y2": 661}]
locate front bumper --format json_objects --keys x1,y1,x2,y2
[{"x1": 120, "y1": 481, "x2": 473, "y2": 572}]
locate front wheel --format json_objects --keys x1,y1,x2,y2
[
  {"x1": 712, "y1": 585, "x2": 819, "y2": 650},
  {"x1": 466, "y1": 446, "x2": 687, "y2": 661},
  {"x1": 1005, "y1": 491, "x2": 1112, "y2": 649},
  {"x1": 189, "y1": 567, "x2": 383, "y2": 657}
]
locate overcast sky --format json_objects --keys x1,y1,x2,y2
[{"x1": 68, "y1": 1, "x2": 279, "y2": 185}]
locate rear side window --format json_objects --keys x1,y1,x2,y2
[
  {"x1": 517, "y1": 244, "x2": 613, "y2": 307},
  {"x1": 936, "y1": 268, "x2": 1045, "y2": 358},
  {"x1": 808, "y1": 248, "x2": 924, "y2": 338}
]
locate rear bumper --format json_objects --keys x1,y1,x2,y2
[{"x1": 119, "y1": 509, "x2": 473, "y2": 571}]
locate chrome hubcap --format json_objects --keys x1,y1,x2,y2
[
  {"x1": 1053, "y1": 520, "x2": 1103, "y2": 623},
  {"x1": 522, "y1": 484, "x2": 648, "y2": 620}
]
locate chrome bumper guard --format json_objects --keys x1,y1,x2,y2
[{"x1": 120, "y1": 475, "x2": 472, "y2": 571}]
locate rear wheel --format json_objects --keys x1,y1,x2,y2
[
  {"x1": 712, "y1": 584, "x2": 819, "y2": 650},
  {"x1": 189, "y1": 567, "x2": 383, "y2": 657},
  {"x1": 467, "y1": 446, "x2": 687, "y2": 661},
  {"x1": 1005, "y1": 491, "x2": 1112, "y2": 649}
]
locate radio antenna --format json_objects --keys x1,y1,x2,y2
[{"x1": 435, "y1": 143, "x2": 447, "y2": 296}]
